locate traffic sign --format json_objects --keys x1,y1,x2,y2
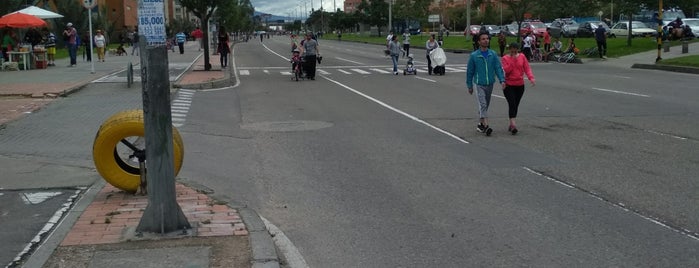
[
  {"x1": 82, "y1": 0, "x2": 97, "y2": 9},
  {"x1": 428, "y1": 14, "x2": 440, "y2": 23},
  {"x1": 138, "y1": 0, "x2": 166, "y2": 45}
]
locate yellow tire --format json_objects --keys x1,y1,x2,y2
[{"x1": 93, "y1": 109, "x2": 184, "y2": 193}]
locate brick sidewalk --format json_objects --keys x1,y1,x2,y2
[{"x1": 61, "y1": 183, "x2": 248, "y2": 246}]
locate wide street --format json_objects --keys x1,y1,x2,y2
[
  {"x1": 1, "y1": 35, "x2": 698, "y2": 267},
  {"x1": 179, "y1": 36, "x2": 699, "y2": 266}
]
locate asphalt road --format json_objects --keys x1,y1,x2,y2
[{"x1": 177, "y1": 36, "x2": 699, "y2": 266}]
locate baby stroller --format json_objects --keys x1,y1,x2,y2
[
  {"x1": 290, "y1": 49, "x2": 305, "y2": 81},
  {"x1": 430, "y1": 47, "x2": 447, "y2": 75},
  {"x1": 403, "y1": 54, "x2": 417, "y2": 75}
]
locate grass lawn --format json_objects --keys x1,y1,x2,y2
[
  {"x1": 658, "y1": 55, "x2": 699, "y2": 68},
  {"x1": 326, "y1": 33, "x2": 696, "y2": 59}
]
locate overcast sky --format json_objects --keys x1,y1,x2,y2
[{"x1": 252, "y1": 0, "x2": 343, "y2": 18}]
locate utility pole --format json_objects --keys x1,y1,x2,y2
[
  {"x1": 466, "y1": 0, "x2": 471, "y2": 35},
  {"x1": 135, "y1": 0, "x2": 190, "y2": 234},
  {"x1": 656, "y1": 0, "x2": 663, "y2": 62},
  {"x1": 388, "y1": 0, "x2": 392, "y2": 33}
]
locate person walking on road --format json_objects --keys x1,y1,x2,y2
[
  {"x1": 466, "y1": 32, "x2": 506, "y2": 136},
  {"x1": 501, "y1": 42, "x2": 535, "y2": 135},
  {"x1": 63, "y1": 22, "x2": 78, "y2": 67},
  {"x1": 595, "y1": 23, "x2": 607, "y2": 59},
  {"x1": 94, "y1": 30, "x2": 106, "y2": 62},
  {"x1": 217, "y1": 26, "x2": 230, "y2": 68},
  {"x1": 301, "y1": 32, "x2": 319, "y2": 80},
  {"x1": 425, "y1": 34, "x2": 439, "y2": 75},
  {"x1": 402, "y1": 30, "x2": 411, "y2": 58},
  {"x1": 176, "y1": 30, "x2": 186, "y2": 54},
  {"x1": 388, "y1": 35, "x2": 402, "y2": 75}
]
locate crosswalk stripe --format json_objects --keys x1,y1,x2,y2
[
  {"x1": 370, "y1": 68, "x2": 390, "y2": 74},
  {"x1": 337, "y1": 69, "x2": 352, "y2": 74},
  {"x1": 318, "y1": 69, "x2": 330, "y2": 75},
  {"x1": 281, "y1": 71, "x2": 292, "y2": 75},
  {"x1": 445, "y1": 66, "x2": 464, "y2": 72},
  {"x1": 240, "y1": 70, "x2": 250, "y2": 75},
  {"x1": 351, "y1": 69, "x2": 370, "y2": 74}
]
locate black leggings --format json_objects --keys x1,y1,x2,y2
[
  {"x1": 504, "y1": 85, "x2": 525, "y2": 118},
  {"x1": 426, "y1": 54, "x2": 432, "y2": 74}
]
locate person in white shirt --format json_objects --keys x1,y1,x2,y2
[
  {"x1": 402, "y1": 30, "x2": 411, "y2": 58},
  {"x1": 522, "y1": 33, "x2": 534, "y2": 61},
  {"x1": 93, "y1": 30, "x2": 107, "y2": 62}
]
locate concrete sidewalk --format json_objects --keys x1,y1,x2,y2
[{"x1": 1, "y1": 43, "x2": 279, "y2": 268}]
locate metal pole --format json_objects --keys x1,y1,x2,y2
[
  {"x1": 611, "y1": 0, "x2": 614, "y2": 23},
  {"x1": 88, "y1": 7, "x2": 95, "y2": 74},
  {"x1": 656, "y1": 0, "x2": 663, "y2": 62},
  {"x1": 466, "y1": 0, "x2": 471, "y2": 36},
  {"x1": 388, "y1": 0, "x2": 392, "y2": 33}
]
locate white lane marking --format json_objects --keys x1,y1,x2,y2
[
  {"x1": 645, "y1": 130, "x2": 688, "y2": 140},
  {"x1": 21, "y1": 192, "x2": 63, "y2": 205},
  {"x1": 370, "y1": 68, "x2": 391, "y2": 74},
  {"x1": 592, "y1": 87, "x2": 650, "y2": 97},
  {"x1": 445, "y1": 66, "x2": 464, "y2": 72},
  {"x1": 613, "y1": 75, "x2": 631, "y2": 79},
  {"x1": 240, "y1": 70, "x2": 250, "y2": 75},
  {"x1": 173, "y1": 100, "x2": 191, "y2": 103},
  {"x1": 263, "y1": 70, "x2": 270, "y2": 74},
  {"x1": 337, "y1": 69, "x2": 352, "y2": 74},
  {"x1": 281, "y1": 71, "x2": 292, "y2": 75},
  {"x1": 336, "y1": 57, "x2": 364, "y2": 65},
  {"x1": 318, "y1": 69, "x2": 330, "y2": 75},
  {"x1": 351, "y1": 69, "x2": 371, "y2": 74},
  {"x1": 522, "y1": 167, "x2": 699, "y2": 241},
  {"x1": 322, "y1": 75, "x2": 469, "y2": 144},
  {"x1": 262, "y1": 217, "x2": 310, "y2": 268},
  {"x1": 171, "y1": 117, "x2": 186, "y2": 122},
  {"x1": 415, "y1": 76, "x2": 436, "y2": 83},
  {"x1": 171, "y1": 113, "x2": 187, "y2": 117},
  {"x1": 492, "y1": 94, "x2": 506, "y2": 99}
]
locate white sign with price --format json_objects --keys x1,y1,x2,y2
[{"x1": 138, "y1": 0, "x2": 166, "y2": 45}]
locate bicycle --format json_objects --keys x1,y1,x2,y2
[
  {"x1": 531, "y1": 47, "x2": 544, "y2": 62},
  {"x1": 557, "y1": 52, "x2": 577, "y2": 63},
  {"x1": 290, "y1": 51, "x2": 305, "y2": 81},
  {"x1": 583, "y1": 47, "x2": 598, "y2": 57}
]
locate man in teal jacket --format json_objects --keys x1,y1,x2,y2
[{"x1": 466, "y1": 32, "x2": 505, "y2": 136}]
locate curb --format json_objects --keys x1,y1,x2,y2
[{"x1": 631, "y1": 63, "x2": 699, "y2": 74}]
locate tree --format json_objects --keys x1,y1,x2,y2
[
  {"x1": 357, "y1": 0, "x2": 388, "y2": 35},
  {"x1": 217, "y1": 0, "x2": 254, "y2": 34},
  {"x1": 179, "y1": 0, "x2": 224, "y2": 71},
  {"x1": 501, "y1": 0, "x2": 538, "y2": 42}
]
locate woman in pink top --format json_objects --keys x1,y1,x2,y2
[{"x1": 501, "y1": 42, "x2": 535, "y2": 135}]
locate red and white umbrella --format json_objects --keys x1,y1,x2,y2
[{"x1": 0, "y1": 12, "x2": 47, "y2": 28}]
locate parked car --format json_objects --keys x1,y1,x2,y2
[
  {"x1": 480, "y1": 25, "x2": 501, "y2": 36},
  {"x1": 501, "y1": 23, "x2": 519, "y2": 36},
  {"x1": 681, "y1": 18, "x2": 699, "y2": 37},
  {"x1": 576, "y1": 21, "x2": 613, "y2": 38},
  {"x1": 519, "y1": 20, "x2": 547, "y2": 37},
  {"x1": 610, "y1": 21, "x2": 657, "y2": 37},
  {"x1": 549, "y1": 18, "x2": 579, "y2": 38},
  {"x1": 464, "y1": 25, "x2": 481, "y2": 36}
]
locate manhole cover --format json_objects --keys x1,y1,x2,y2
[{"x1": 241, "y1": 120, "x2": 333, "y2": 132}]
